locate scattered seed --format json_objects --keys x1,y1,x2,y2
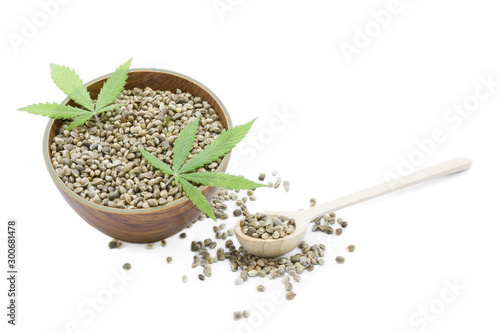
[
  {"x1": 179, "y1": 232, "x2": 187, "y2": 239},
  {"x1": 166, "y1": 257, "x2": 173, "y2": 264},
  {"x1": 335, "y1": 228, "x2": 343, "y2": 235},
  {"x1": 233, "y1": 311, "x2": 243, "y2": 320},
  {"x1": 256, "y1": 285, "x2": 266, "y2": 292},
  {"x1": 182, "y1": 275, "x2": 188, "y2": 283},
  {"x1": 272, "y1": 170, "x2": 278, "y2": 176},
  {"x1": 122, "y1": 263, "x2": 131, "y2": 270},
  {"x1": 160, "y1": 239, "x2": 167, "y2": 247},
  {"x1": 145, "y1": 243, "x2": 155, "y2": 250},
  {"x1": 198, "y1": 274, "x2": 205, "y2": 281},
  {"x1": 347, "y1": 245, "x2": 356, "y2": 252},
  {"x1": 335, "y1": 256, "x2": 345, "y2": 264},
  {"x1": 233, "y1": 209, "x2": 242, "y2": 217},
  {"x1": 283, "y1": 180, "x2": 290, "y2": 192},
  {"x1": 242, "y1": 310, "x2": 250, "y2": 318},
  {"x1": 285, "y1": 283, "x2": 293, "y2": 291},
  {"x1": 258, "y1": 173, "x2": 266, "y2": 181},
  {"x1": 310, "y1": 198, "x2": 317, "y2": 207},
  {"x1": 235, "y1": 277, "x2": 244, "y2": 285},
  {"x1": 285, "y1": 291, "x2": 296, "y2": 300}
]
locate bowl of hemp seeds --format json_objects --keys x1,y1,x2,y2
[{"x1": 43, "y1": 68, "x2": 232, "y2": 243}]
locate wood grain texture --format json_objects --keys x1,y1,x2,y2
[
  {"x1": 43, "y1": 69, "x2": 231, "y2": 243},
  {"x1": 235, "y1": 158, "x2": 472, "y2": 257}
]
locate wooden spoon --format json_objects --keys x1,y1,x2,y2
[{"x1": 235, "y1": 157, "x2": 473, "y2": 258}]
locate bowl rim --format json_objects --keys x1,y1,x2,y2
[{"x1": 42, "y1": 67, "x2": 232, "y2": 215}]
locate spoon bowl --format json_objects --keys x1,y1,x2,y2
[
  {"x1": 235, "y1": 157, "x2": 473, "y2": 257},
  {"x1": 234, "y1": 210, "x2": 311, "y2": 258}
]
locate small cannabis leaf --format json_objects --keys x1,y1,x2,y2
[
  {"x1": 138, "y1": 118, "x2": 265, "y2": 220},
  {"x1": 18, "y1": 59, "x2": 132, "y2": 131}
]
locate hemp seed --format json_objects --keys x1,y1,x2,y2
[
  {"x1": 335, "y1": 256, "x2": 345, "y2": 264},
  {"x1": 285, "y1": 291, "x2": 296, "y2": 300}
]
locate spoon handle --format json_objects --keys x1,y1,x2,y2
[{"x1": 304, "y1": 157, "x2": 473, "y2": 220}]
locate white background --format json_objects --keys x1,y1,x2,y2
[{"x1": 1, "y1": 0, "x2": 499, "y2": 332}]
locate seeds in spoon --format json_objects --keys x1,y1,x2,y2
[{"x1": 241, "y1": 214, "x2": 296, "y2": 239}]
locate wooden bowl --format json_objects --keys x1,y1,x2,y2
[{"x1": 43, "y1": 69, "x2": 232, "y2": 243}]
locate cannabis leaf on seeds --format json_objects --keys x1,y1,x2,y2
[
  {"x1": 18, "y1": 58, "x2": 133, "y2": 131},
  {"x1": 138, "y1": 118, "x2": 265, "y2": 220}
]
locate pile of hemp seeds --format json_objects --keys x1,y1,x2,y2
[
  {"x1": 109, "y1": 171, "x2": 356, "y2": 320},
  {"x1": 50, "y1": 87, "x2": 225, "y2": 209}
]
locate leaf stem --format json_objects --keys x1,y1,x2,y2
[
  {"x1": 164, "y1": 175, "x2": 175, "y2": 187},
  {"x1": 94, "y1": 113, "x2": 104, "y2": 133}
]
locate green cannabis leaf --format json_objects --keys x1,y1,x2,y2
[
  {"x1": 18, "y1": 102, "x2": 90, "y2": 119},
  {"x1": 137, "y1": 148, "x2": 174, "y2": 176},
  {"x1": 177, "y1": 176, "x2": 217, "y2": 221},
  {"x1": 179, "y1": 119, "x2": 256, "y2": 174},
  {"x1": 95, "y1": 58, "x2": 132, "y2": 111},
  {"x1": 18, "y1": 59, "x2": 132, "y2": 131},
  {"x1": 50, "y1": 64, "x2": 95, "y2": 111},
  {"x1": 173, "y1": 117, "x2": 199, "y2": 172},
  {"x1": 138, "y1": 118, "x2": 265, "y2": 220}
]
